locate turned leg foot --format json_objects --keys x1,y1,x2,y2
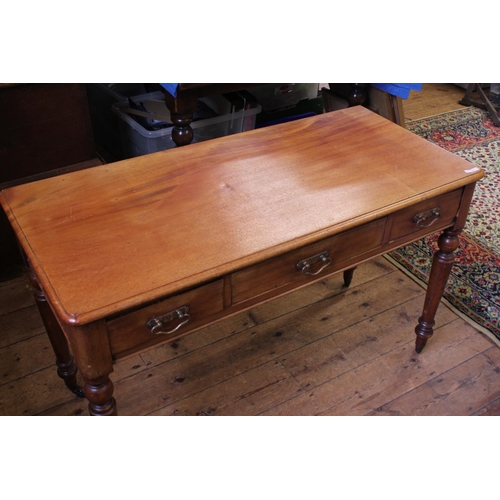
[
  {"x1": 84, "y1": 376, "x2": 117, "y2": 416},
  {"x1": 29, "y1": 269, "x2": 84, "y2": 397},
  {"x1": 415, "y1": 318, "x2": 435, "y2": 353},
  {"x1": 171, "y1": 112, "x2": 194, "y2": 146},
  {"x1": 415, "y1": 337, "x2": 426, "y2": 354},
  {"x1": 57, "y1": 358, "x2": 85, "y2": 398},
  {"x1": 343, "y1": 267, "x2": 357, "y2": 287}
]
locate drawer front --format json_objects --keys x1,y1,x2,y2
[
  {"x1": 107, "y1": 280, "x2": 224, "y2": 359},
  {"x1": 231, "y1": 218, "x2": 386, "y2": 304},
  {"x1": 389, "y1": 189, "x2": 462, "y2": 242}
]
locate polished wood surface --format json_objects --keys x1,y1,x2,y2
[
  {"x1": 0, "y1": 106, "x2": 483, "y2": 415},
  {"x1": 1, "y1": 107, "x2": 482, "y2": 325}
]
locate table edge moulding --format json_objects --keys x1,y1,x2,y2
[{"x1": 0, "y1": 106, "x2": 484, "y2": 416}]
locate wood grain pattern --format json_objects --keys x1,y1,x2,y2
[
  {"x1": 107, "y1": 279, "x2": 224, "y2": 359},
  {"x1": 278, "y1": 294, "x2": 457, "y2": 390},
  {"x1": 1, "y1": 107, "x2": 483, "y2": 325},
  {"x1": 0, "y1": 333, "x2": 56, "y2": 385},
  {"x1": 0, "y1": 304, "x2": 44, "y2": 348},
  {"x1": 369, "y1": 347, "x2": 500, "y2": 416},
  {"x1": 389, "y1": 190, "x2": 462, "y2": 241},
  {"x1": 0, "y1": 277, "x2": 35, "y2": 315},
  {"x1": 231, "y1": 218, "x2": 386, "y2": 303},
  {"x1": 263, "y1": 318, "x2": 492, "y2": 416}
]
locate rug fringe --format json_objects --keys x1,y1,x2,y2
[
  {"x1": 383, "y1": 254, "x2": 500, "y2": 349},
  {"x1": 405, "y1": 106, "x2": 494, "y2": 126},
  {"x1": 406, "y1": 106, "x2": 472, "y2": 124}
]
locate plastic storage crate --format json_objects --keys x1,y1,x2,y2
[
  {"x1": 112, "y1": 92, "x2": 261, "y2": 158},
  {"x1": 86, "y1": 84, "x2": 151, "y2": 160},
  {"x1": 490, "y1": 83, "x2": 500, "y2": 104},
  {"x1": 247, "y1": 84, "x2": 319, "y2": 112}
]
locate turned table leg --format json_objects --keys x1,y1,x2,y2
[
  {"x1": 61, "y1": 320, "x2": 117, "y2": 416},
  {"x1": 415, "y1": 228, "x2": 460, "y2": 353},
  {"x1": 29, "y1": 270, "x2": 84, "y2": 397},
  {"x1": 163, "y1": 88, "x2": 198, "y2": 147}
]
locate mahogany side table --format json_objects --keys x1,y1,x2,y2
[{"x1": 0, "y1": 107, "x2": 483, "y2": 415}]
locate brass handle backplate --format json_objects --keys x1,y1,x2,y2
[
  {"x1": 146, "y1": 306, "x2": 191, "y2": 335},
  {"x1": 413, "y1": 207, "x2": 441, "y2": 228},
  {"x1": 296, "y1": 251, "x2": 332, "y2": 276}
]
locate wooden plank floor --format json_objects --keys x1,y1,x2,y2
[{"x1": 1, "y1": 83, "x2": 499, "y2": 416}]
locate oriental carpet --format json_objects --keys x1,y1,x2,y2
[{"x1": 385, "y1": 107, "x2": 500, "y2": 346}]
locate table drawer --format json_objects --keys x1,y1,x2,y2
[
  {"x1": 107, "y1": 280, "x2": 224, "y2": 359},
  {"x1": 231, "y1": 218, "x2": 386, "y2": 304},
  {"x1": 389, "y1": 189, "x2": 462, "y2": 242}
]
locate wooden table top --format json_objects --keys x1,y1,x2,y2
[{"x1": 1, "y1": 107, "x2": 483, "y2": 325}]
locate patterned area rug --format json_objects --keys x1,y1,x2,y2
[{"x1": 385, "y1": 107, "x2": 500, "y2": 346}]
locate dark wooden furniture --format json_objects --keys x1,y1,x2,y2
[
  {"x1": 162, "y1": 84, "x2": 370, "y2": 147},
  {"x1": 0, "y1": 84, "x2": 96, "y2": 186},
  {"x1": 323, "y1": 84, "x2": 405, "y2": 126},
  {"x1": 0, "y1": 107, "x2": 483, "y2": 416},
  {"x1": 0, "y1": 83, "x2": 99, "y2": 280}
]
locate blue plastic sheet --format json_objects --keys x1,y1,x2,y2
[
  {"x1": 160, "y1": 83, "x2": 422, "y2": 100},
  {"x1": 159, "y1": 83, "x2": 179, "y2": 98},
  {"x1": 371, "y1": 83, "x2": 422, "y2": 99}
]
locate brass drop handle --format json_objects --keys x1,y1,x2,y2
[
  {"x1": 146, "y1": 306, "x2": 191, "y2": 335},
  {"x1": 296, "y1": 251, "x2": 331, "y2": 276},
  {"x1": 413, "y1": 207, "x2": 441, "y2": 228}
]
